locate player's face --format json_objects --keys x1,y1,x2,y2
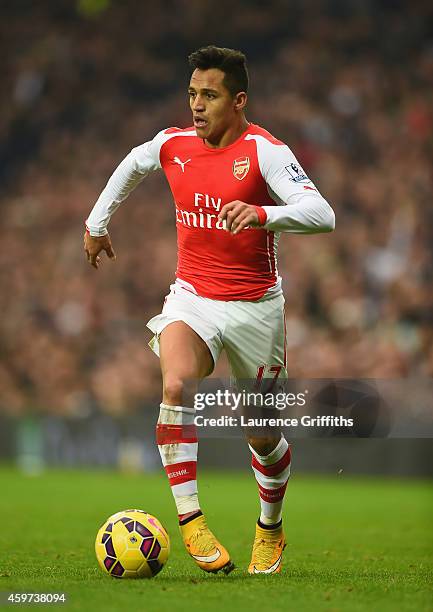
[{"x1": 188, "y1": 69, "x2": 245, "y2": 145}]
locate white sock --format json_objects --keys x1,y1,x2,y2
[
  {"x1": 156, "y1": 403, "x2": 200, "y2": 516},
  {"x1": 249, "y1": 436, "x2": 291, "y2": 526}
]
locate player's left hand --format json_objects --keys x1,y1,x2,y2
[
  {"x1": 218, "y1": 201, "x2": 262, "y2": 235},
  {"x1": 84, "y1": 230, "x2": 116, "y2": 269}
]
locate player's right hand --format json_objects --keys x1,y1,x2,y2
[{"x1": 84, "y1": 230, "x2": 116, "y2": 269}]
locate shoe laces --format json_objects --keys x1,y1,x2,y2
[
  {"x1": 252, "y1": 535, "x2": 281, "y2": 565},
  {"x1": 190, "y1": 525, "x2": 216, "y2": 555}
]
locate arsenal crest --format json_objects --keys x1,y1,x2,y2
[{"x1": 233, "y1": 156, "x2": 250, "y2": 181}]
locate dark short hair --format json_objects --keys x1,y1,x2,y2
[{"x1": 188, "y1": 45, "x2": 249, "y2": 96}]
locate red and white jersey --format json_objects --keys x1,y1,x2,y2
[{"x1": 86, "y1": 123, "x2": 334, "y2": 301}]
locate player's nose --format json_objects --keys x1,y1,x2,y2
[{"x1": 192, "y1": 95, "x2": 205, "y2": 111}]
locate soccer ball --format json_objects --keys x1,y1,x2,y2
[{"x1": 95, "y1": 509, "x2": 170, "y2": 578}]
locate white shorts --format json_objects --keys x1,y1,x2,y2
[{"x1": 146, "y1": 280, "x2": 287, "y2": 381}]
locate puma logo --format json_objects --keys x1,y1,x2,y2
[{"x1": 173, "y1": 157, "x2": 191, "y2": 172}]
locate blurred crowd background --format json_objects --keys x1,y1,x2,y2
[{"x1": 1, "y1": 0, "x2": 432, "y2": 418}]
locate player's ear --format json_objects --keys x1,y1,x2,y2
[{"x1": 233, "y1": 91, "x2": 247, "y2": 112}]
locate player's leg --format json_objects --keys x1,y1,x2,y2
[
  {"x1": 160, "y1": 319, "x2": 213, "y2": 405},
  {"x1": 247, "y1": 434, "x2": 291, "y2": 525},
  {"x1": 224, "y1": 295, "x2": 290, "y2": 573},
  {"x1": 148, "y1": 284, "x2": 219, "y2": 523},
  {"x1": 157, "y1": 322, "x2": 233, "y2": 574},
  {"x1": 158, "y1": 320, "x2": 212, "y2": 523},
  {"x1": 247, "y1": 433, "x2": 290, "y2": 574}
]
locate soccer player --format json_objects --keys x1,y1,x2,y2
[{"x1": 84, "y1": 46, "x2": 335, "y2": 575}]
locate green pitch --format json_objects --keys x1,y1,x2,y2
[{"x1": 0, "y1": 467, "x2": 432, "y2": 612}]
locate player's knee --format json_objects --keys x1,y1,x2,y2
[
  {"x1": 162, "y1": 376, "x2": 186, "y2": 406},
  {"x1": 248, "y1": 435, "x2": 281, "y2": 456}
]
